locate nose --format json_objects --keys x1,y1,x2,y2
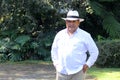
[{"x1": 69, "y1": 22, "x2": 75, "y2": 27}]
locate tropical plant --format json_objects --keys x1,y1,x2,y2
[
  {"x1": 0, "y1": 0, "x2": 119, "y2": 62},
  {"x1": 96, "y1": 40, "x2": 120, "y2": 67},
  {"x1": 0, "y1": 0, "x2": 60, "y2": 61},
  {"x1": 86, "y1": 0, "x2": 120, "y2": 38}
]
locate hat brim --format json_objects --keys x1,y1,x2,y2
[{"x1": 62, "y1": 18, "x2": 84, "y2": 22}]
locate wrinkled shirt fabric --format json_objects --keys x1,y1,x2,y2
[{"x1": 51, "y1": 28, "x2": 99, "y2": 75}]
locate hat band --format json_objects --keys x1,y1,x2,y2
[{"x1": 67, "y1": 16, "x2": 79, "y2": 18}]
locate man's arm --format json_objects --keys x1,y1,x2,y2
[
  {"x1": 85, "y1": 34, "x2": 99, "y2": 68},
  {"x1": 51, "y1": 36, "x2": 59, "y2": 67}
]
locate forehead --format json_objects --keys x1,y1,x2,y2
[{"x1": 66, "y1": 20, "x2": 79, "y2": 22}]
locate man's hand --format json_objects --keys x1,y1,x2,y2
[{"x1": 82, "y1": 64, "x2": 88, "y2": 73}]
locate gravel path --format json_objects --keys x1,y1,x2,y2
[{"x1": 0, "y1": 63, "x2": 95, "y2": 80}]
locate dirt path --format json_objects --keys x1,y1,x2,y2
[{"x1": 0, "y1": 63, "x2": 95, "y2": 80}]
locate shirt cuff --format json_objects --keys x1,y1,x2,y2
[{"x1": 86, "y1": 62, "x2": 93, "y2": 68}]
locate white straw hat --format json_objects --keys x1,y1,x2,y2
[{"x1": 62, "y1": 10, "x2": 84, "y2": 22}]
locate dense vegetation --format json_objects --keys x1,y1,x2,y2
[
  {"x1": 96, "y1": 40, "x2": 120, "y2": 68},
  {"x1": 0, "y1": 0, "x2": 120, "y2": 67}
]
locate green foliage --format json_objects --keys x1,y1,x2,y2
[
  {"x1": 98, "y1": 0, "x2": 118, "y2": 2},
  {"x1": 103, "y1": 14, "x2": 120, "y2": 38},
  {"x1": 15, "y1": 35, "x2": 30, "y2": 46},
  {"x1": 0, "y1": 0, "x2": 120, "y2": 62},
  {"x1": 0, "y1": 35, "x2": 30, "y2": 61},
  {"x1": 96, "y1": 40, "x2": 120, "y2": 67},
  {"x1": 88, "y1": 0, "x2": 120, "y2": 38},
  {"x1": 0, "y1": 0, "x2": 60, "y2": 62}
]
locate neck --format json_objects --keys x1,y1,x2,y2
[{"x1": 67, "y1": 31, "x2": 74, "y2": 36}]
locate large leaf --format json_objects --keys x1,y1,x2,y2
[
  {"x1": 15, "y1": 35, "x2": 30, "y2": 46},
  {"x1": 98, "y1": 0, "x2": 118, "y2": 2},
  {"x1": 31, "y1": 42, "x2": 39, "y2": 49},
  {"x1": 89, "y1": 1, "x2": 107, "y2": 17},
  {"x1": 103, "y1": 14, "x2": 120, "y2": 38},
  {"x1": 89, "y1": 1, "x2": 120, "y2": 38},
  {"x1": 0, "y1": 38, "x2": 10, "y2": 52},
  {"x1": 11, "y1": 44, "x2": 21, "y2": 50}
]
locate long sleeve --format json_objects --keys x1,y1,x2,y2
[
  {"x1": 85, "y1": 34, "x2": 99, "y2": 67},
  {"x1": 51, "y1": 35, "x2": 59, "y2": 66},
  {"x1": 51, "y1": 28, "x2": 99, "y2": 75}
]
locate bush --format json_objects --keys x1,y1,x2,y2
[
  {"x1": 0, "y1": 0, "x2": 60, "y2": 62},
  {"x1": 96, "y1": 40, "x2": 120, "y2": 67}
]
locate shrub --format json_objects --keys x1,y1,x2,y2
[
  {"x1": 96, "y1": 40, "x2": 120, "y2": 67},
  {"x1": 0, "y1": 0, "x2": 59, "y2": 62}
]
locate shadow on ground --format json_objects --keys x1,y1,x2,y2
[{"x1": 0, "y1": 63, "x2": 95, "y2": 80}]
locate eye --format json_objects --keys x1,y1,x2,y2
[
  {"x1": 73, "y1": 21, "x2": 76, "y2": 23},
  {"x1": 66, "y1": 20, "x2": 71, "y2": 23}
]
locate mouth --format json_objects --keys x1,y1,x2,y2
[
  {"x1": 68, "y1": 26, "x2": 74, "y2": 31},
  {"x1": 68, "y1": 26, "x2": 74, "y2": 28}
]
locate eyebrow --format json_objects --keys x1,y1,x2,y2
[{"x1": 66, "y1": 20, "x2": 79, "y2": 22}]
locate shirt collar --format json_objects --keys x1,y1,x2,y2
[{"x1": 65, "y1": 28, "x2": 80, "y2": 37}]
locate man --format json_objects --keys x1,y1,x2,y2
[{"x1": 51, "y1": 10, "x2": 99, "y2": 80}]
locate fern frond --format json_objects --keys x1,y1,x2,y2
[
  {"x1": 98, "y1": 0, "x2": 118, "y2": 2},
  {"x1": 89, "y1": 1, "x2": 120, "y2": 38},
  {"x1": 103, "y1": 14, "x2": 120, "y2": 38},
  {"x1": 89, "y1": 1, "x2": 107, "y2": 17}
]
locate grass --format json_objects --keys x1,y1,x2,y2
[
  {"x1": 0, "y1": 60, "x2": 120, "y2": 80},
  {"x1": 87, "y1": 67, "x2": 120, "y2": 80}
]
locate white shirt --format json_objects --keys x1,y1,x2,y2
[{"x1": 51, "y1": 28, "x2": 99, "y2": 75}]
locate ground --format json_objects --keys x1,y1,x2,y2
[{"x1": 0, "y1": 62, "x2": 95, "y2": 80}]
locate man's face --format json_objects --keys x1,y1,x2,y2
[{"x1": 66, "y1": 20, "x2": 80, "y2": 34}]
